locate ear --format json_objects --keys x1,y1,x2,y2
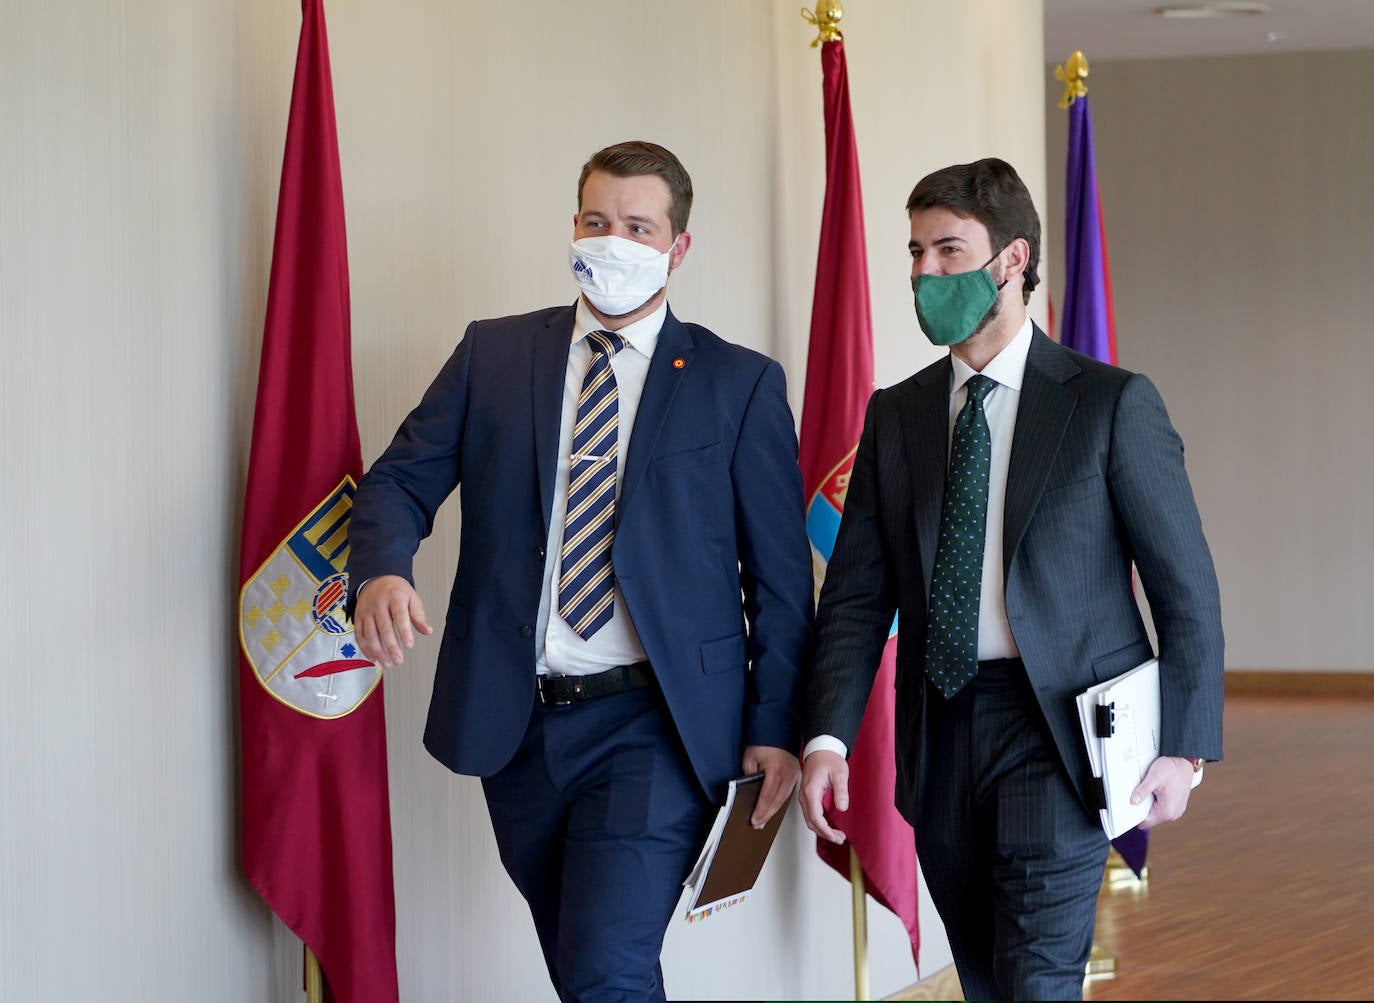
[
  {"x1": 1001, "y1": 236, "x2": 1030, "y2": 285},
  {"x1": 668, "y1": 230, "x2": 692, "y2": 272}
]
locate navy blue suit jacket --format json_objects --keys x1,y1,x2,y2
[
  {"x1": 347, "y1": 304, "x2": 814, "y2": 799},
  {"x1": 806, "y1": 327, "x2": 1225, "y2": 822}
]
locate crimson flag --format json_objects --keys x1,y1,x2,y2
[
  {"x1": 237, "y1": 2, "x2": 399, "y2": 1000},
  {"x1": 1061, "y1": 92, "x2": 1147, "y2": 878},
  {"x1": 801, "y1": 37, "x2": 920, "y2": 967}
]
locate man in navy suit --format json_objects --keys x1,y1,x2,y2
[
  {"x1": 346, "y1": 140, "x2": 813, "y2": 1002},
  {"x1": 799, "y1": 158, "x2": 1224, "y2": 1001}
]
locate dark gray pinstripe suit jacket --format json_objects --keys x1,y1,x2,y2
[{"x1": 806, "y1": 325, "x2": 1224, "y2": 825}]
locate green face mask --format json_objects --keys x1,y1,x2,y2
[{"x1": 911, "y1": 250, "x2": 1007, "y2": 347}]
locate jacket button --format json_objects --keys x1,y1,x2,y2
[{"x1": 519, "y1": 625, "x2": 534, "y2": 638}]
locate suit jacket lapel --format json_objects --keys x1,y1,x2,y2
[
  {"x1": 533, "y1": 306, "x2": 576, "y2": 538},
  {"x1": 1003, "y1": 327, "x2": 1080, "y2": 575},
  {"x1": 900, "y1": 357, "x2": 953, "y2": 590},
  {"x1": 618, "y1": 307, "x2": 694, "y2": 524}
]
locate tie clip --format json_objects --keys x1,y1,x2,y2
[{"x1": 570, "y1": 453, "x2": 612, "y2": 463}]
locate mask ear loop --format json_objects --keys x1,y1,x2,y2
[
  {"x1": 983, "y1": 245, "x2": 1011, "y2": 291},
  {"x1": 665, "y1": 233, "x2": 686, "y2": 273}
]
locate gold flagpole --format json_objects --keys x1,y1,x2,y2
[
  {"x1": 1054, "y1": 49, "x2": 1089, "y2": 109},
  {"x1": 305, "y1": 946, "x2": 324, "y2": 1003},
  {"x1": 802, "y1": 0, "x2": 844, "y2": 47},
  {"x1": 1054, "y1": 52, "x2": 1122, "y2": 985},
  {"x1": 1105, "y1": 846, "x2": 1147, "y2": 888},
  {"x1": 848, "y1": 845, "x2": 871, "y2": 1001}
]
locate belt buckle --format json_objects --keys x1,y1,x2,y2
[{"x1": 537, "y1": 674, "x2": 579, "y2": 707}]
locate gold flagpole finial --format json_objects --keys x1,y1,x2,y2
[
  {"x1": 1054, "y1": 50, "x2": 1090, "y2": 109},
  {"x1": 801, "y1": 0, "x2": 843, "y2": 46}
]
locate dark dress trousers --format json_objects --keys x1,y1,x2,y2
[
  {"x1": 807, "y1": 327, "x2": 1224, "y2": 999},
  {"x1": 347, "y1": 304, "x2": 813, "y2": 1000}
]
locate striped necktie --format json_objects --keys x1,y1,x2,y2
[
  {"x1": 925, "y1": 374, "x2": 996, "y2": 698},
  {"x1": 558, "y1": 329, "x2": 628, "y2": 640}
]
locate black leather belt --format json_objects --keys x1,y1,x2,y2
[{"x1": 535, "y1": 662, "x2": 653, "y2": 706}]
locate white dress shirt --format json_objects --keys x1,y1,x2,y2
[
  {"x1": 805, "y1": 317, "x2": 1034, "y2": 760},
  {"x1": 947, "y1": 316, "x2": 1031, "y2": 663},
  {"x1": 534, "y1": 299, "x2": 663, "y2": 677}
]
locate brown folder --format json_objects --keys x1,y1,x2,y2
[{"x1": 682, "y1": 773, "x2": 791, "y2": 920}]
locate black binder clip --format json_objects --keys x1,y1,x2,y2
[
  {"x1": 1089, "y1": 776, "x2": 1108, "y2": 810},
  {"x1": 1094, "y1": 702, "x2": 1116, "y2": 738}
]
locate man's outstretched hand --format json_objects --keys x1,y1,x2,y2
[{"x1": 352, "y1": 574, "x2": 432, "y2": 668}]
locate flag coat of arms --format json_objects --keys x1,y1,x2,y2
[{"x1": 241, "y1": 478, "x2": 381, "y2": 717}]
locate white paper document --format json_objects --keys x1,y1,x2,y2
[{"x1": 1076, "y1": 658, "x2": 1160, "y2": 839}]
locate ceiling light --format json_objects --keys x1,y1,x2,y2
[
  {"x1": 1156, "y1": 5, "x2": 1221, "y2": 19},
  {"x1": 1155, "y1": 1, "x2": 1271, "y2": 17}
]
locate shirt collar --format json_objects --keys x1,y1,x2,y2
[
  {"x1": 573, "y1": 298, "x2": 666, "y2": 360},
  {"x1": 949, "y1": 316, "x2": 1034, "y2": 393}
]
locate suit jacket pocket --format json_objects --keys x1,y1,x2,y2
[
  {"x1": 699, "y1": 632, "x2": 746, "y2": 675},
  {"x1": 445, "y1": 603, "x2": 470, "y2": 640},
  {"x1": 652, "y1": 441, "x2": 721, "y2": 473},
  {"x1": 1037, "y1": 472, "x2": 1101, "y2": 511},
  {"x1": 1091, "y1": 638, "x2": 1155, "y2": 683}
]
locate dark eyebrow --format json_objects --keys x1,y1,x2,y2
[{"x1": 908, "y1": 235, "x2": 966, "y2": 252}]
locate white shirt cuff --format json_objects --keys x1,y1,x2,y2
[{"x1": 803, "y1": 734, "x2": 848, "y2": 761}]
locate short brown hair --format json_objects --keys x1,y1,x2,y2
[
  {"x1": 906, "y1": 158, "x2": 1041, "y2": 304},
  {"x1": 577, "y1": 141, "x2": 694, "y2": 236}
]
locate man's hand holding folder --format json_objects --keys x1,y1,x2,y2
[
  {"x1": 740, "y1": 744, "x2": 800, "y2": 828},
  {"x1": 1077, "y1": 658, "x2": 1205, "y2": 838},
  {"x1": 1131, "y1": 753, "x2": 1204, "y2": 830}
]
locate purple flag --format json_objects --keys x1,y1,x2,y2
[
  {"x1": 1061, "y1": 92, "x2": 1147, "y2": 879},
  {"x1": 1060, "y1": 95, "x2": 1117, "y2": 366}
]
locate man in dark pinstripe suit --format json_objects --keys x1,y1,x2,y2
[{"x1": 798, "y1": 158, "x2": 1224, "y2": 1001}]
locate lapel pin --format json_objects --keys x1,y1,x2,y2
[{"x1": 672, "y1": 357, "x2": 686, "y2": 369}]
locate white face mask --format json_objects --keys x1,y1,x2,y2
[{"x1": 568, "y1": 235, "x2": 674, "y2": 317}]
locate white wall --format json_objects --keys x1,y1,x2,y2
[
  {"x1": 1044, "y1": 49, "x2": 1374, "y2": 674},
  {"x1": 0, "y1": 2, "x2": 1045, "y2": 1000}
]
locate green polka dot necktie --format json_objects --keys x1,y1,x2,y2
[
  {"x1": 925, "y1": 374, "x2": 996, "y2": 699},
  {"x1": 558, "y1": 330, "x2": 627, "y2": 639}
]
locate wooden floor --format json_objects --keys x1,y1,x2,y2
[{"x1": 897, "y1": 689, "x2": 1374, "y2": 1001}]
